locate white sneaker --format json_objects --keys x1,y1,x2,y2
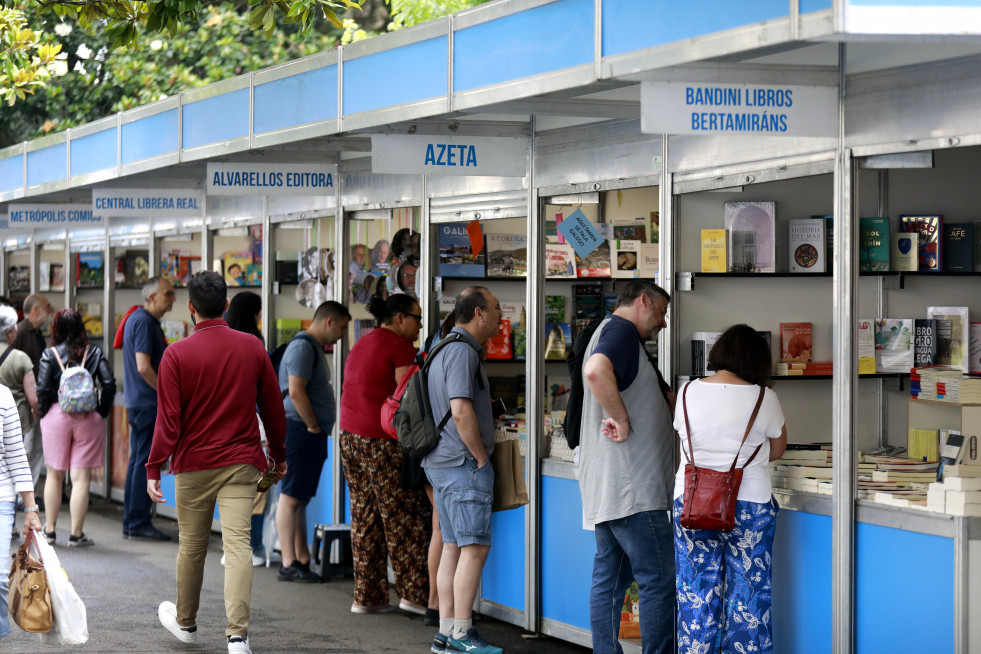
[
  {"x1": 158, "y1": 601, "x2": 198, "y2": 644},
  {"x1": 227, "y1": 635, "x2": 252, "y2": 653},
  {"x1": 251, "y1": 553, "x2": 265, "y2": 567},
  {"x1": 221, "y1": 553, "x2": 226, "y2": 566}
]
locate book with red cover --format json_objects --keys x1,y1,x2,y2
[
  {"x1": 484, "y1": 319, "x2": 512, "y2": 360},
  {"x1": 780, "y1": 322, "x2": 813, "y2": 363}
]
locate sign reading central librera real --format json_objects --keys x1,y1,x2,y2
[
  {"x1": 92, "y1": 189, "x2": 204, "y2": 218},
  {"x1": 370, "y1": 134, "x2": 528, "y2": 177},
  {"x1": 640, "y1": 81, "x2": 838, "y2": 138},
  {"x1": 206, "y1": 163, "x2": 335, "y2": 196},
  {"x1": 7, "y1": 203, "x2": 103, "y2": 228}
]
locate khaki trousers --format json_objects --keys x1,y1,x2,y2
[{"x1": 174, "y1": 464, "x2": 261, "y2": 638}]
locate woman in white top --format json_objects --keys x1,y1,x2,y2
[
  {"x1": 0, "y1": 383, "x2": 43, "y2": 640},
  {"x1": 672, "y1": 324, "x2": 787, "y2": 654}
]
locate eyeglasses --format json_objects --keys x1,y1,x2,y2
[{"x1": 405, "y1": 313, "x2": 423, "y2": 324}]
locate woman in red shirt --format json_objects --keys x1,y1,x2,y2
[{"x1": 339, "y1": 294, "x2": 432, "y2": 615}]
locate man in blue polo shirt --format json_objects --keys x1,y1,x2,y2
[{"x1": 122, "y1": 276, "x2": 175, "y2": 541}]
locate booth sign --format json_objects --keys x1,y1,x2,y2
[
  {"x1": 7, "y1": 203, "x2": 103, "y2": 228},
  {"x1": 92, "y1": 188, "x2": 204, "y2": 218},
  {"x1": 206, "y1": 163, "x2": 335, "y2": 196},
  {"x1": 370, "y1": 135, "x2": 527, "y2": 177}
]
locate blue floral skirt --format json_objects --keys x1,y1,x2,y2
[{"x1": 673, "y1": 496, "x2": 779, "y2": 654}]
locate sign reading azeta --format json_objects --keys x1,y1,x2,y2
[
  {"x1": 370, "y1": 135, "x2": 527, "y2": 177},
  {"x1": 641, "y1": 81, "x2": 838, "y2": 138},
  {"x1": 7, "y1": 203, "x2": 103, "y2": 228},
  {"x1": 206, "y1": 163, "x2": 334, "y2": 196},
  {"x1": 92, "y1": 188, "x2": 204, "y2": 217}
]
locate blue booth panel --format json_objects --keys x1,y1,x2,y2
[
  {"x1": 121, "y1": 109, "x2": 178, "y2": 164},
  {"x1": 848, "y1": 0, "x2": 980, "y2": 5},
  {"x1": 254, "y1": 66, "x2": 338, "y2": 134},
  {"x1": 801, "y1": 0, "x2": 833, "y2": 10},
  {"x1": 26, "y1": 143, "x2": 66, "y2": 186},
  {"x1": 0, "y1": 154, "x2": 24, "y2": 193},
  {"x1": 343, "y1": 37, "x2": 447, "y2": 115},
  {"x1": 71, "y1": 129, "x2": 117, "y2": 177},
  {"x1": 158, "y1": 474, "x2": 218, "y2": 520},
  {"x1": 541, "y1": 475, "x2": 593, "y2": 630},
  {"x1": 482, "y1": 504, "x2": 526, "y2": 611},
  {"x1": 453, "y1": 0, "x2": 593, "y2": 93},
  {"x1": 771, "y1": 508, "x2": 833, "y2": 654},
  {"x1": 182, "y1": 88, "x2": 249, "y2": 149},
  {"x1": 856, "y1": 522, "x2": 954, "y2": 653}
]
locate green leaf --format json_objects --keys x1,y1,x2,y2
[{"x1": 321, "y1": 6, "x2": 343, "y2": 28}]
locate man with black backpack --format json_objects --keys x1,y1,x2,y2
[{"x1": 422, "y1": 287, "x2": 504, "y2": 654}]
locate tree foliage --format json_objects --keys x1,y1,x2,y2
[{"x1": 0, "y1": 7, "x2": 62, "y2": 106}]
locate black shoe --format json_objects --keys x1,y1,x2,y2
[
  {"x1": 128, "y1": 526, "x2": 172, "y2": 541},
  {"x1": 292, "y1": 560, "x2": 321, "y2": 583},
  {"x1": 277, "y1": 564, "x2": 297, "y2": 582},
  {"x1": 425, "y1": 607, "x2": 440, "y2": 627}
]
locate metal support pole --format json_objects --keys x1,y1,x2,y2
[
  {"x1": 420, "y1": 177, "x2": 431, "y2": 325},
  {"x1": 261, "y1": 197, "x2": 272, "y2": 350},
  {"x1": 524, "y1": 115, "x2": 541, "y2": 634},
  {"x1": 147, "y1": 217, "x2": 156, "y2": 286},
  {"x1": 29, "y1": 231, "x2": 38, "y2": 295},
  {"x1": 201, "y1": 200, "x2": 212, "y2": 273},
  {"x1": 64, "y1": 236, "x2": 73, "y2": 311},
  {"x1": 332, "y1": 177, "x2": 346, "y2": 525},
  {"x1": 100, "y1": 224, "x2": 114, "y2": 500},
  {"x1": 658, "y1": 137, "x2": 674, "y2": 383},
  {"x1": 0, "y1": 246, "x2": 6, "y2": 296},
  {"x1": 832, "y1": 42, "x2": 856, "y2": 654},
  {"x1": 876, "y1": 170, "x2": 889, "y2": 449}
]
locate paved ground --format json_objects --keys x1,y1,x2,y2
[{"x1": 2, "y1": 497, "x2": 591, "y2": 654}]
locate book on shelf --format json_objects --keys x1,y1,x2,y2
[
  {"x1": 7, "y1": 266, "x2": 28, "y2": 293},
  {"x1": 700, "y1": 229, "x2": 727, "y2": 273},
  {"x1": 161, "y1": 320, "x2": 187, "y2": 345},
  {"x1": 488, "y1": 376, "x2": 523, "y2": 412},
  {"x1": 544, "y1": 243, "x2": 576, "y2": 278},
  {"x1": 941, "y1": 223, "x2": 973, "y2": 272},
  {"x1": 38, "y1": 262, "x2": 50, "y2": 292},
  {"x1": 900, "y1": 215, "x2": 942, "y2": 271},
  {"x1": 545, "y1": 295, "x2": 566, "y2": 323},
  {"x1": 943, "y1": 464, "x2": 981, "y2": 478},
  {"x1": 245, "y1": 263, "x2": 262, "y2": 286},
  {"x1": 438, "y1": 224, "x2": 486, "y2": 277},
  {"x1": 575, "y1": 240, "x2": 612, "y2": 278},
  {"x1": 49, "y1": 263, "x2": 64, "y2": 292},
  {"x1": 613, "y1": 240, "x2": 642, "y2": 278},
  {"x1": 544, "y1": 322, "x2": 572, "y2": 360},
  {"x1": 500, "y1": 303, "x2": 525, "y2": 360},
  {"x1": 223, "y1": 252, "x2": 253, "y2": 287},
  {"x1": 486, "y1": 233, "x2": 527, "y2": 278},
  {"x1": 812, "y1": 215, "x2": 834, "y2": 271},
  {"x1": 775, "y1": 361, "x2": 833, "y2": 376},
  {"x1": 970, "y1": 322, "x2": 981, "y2": 374},
  {"x1": 891, "y1": 232, "x2": 918, "y2": 272},
  {"x1": 484, "y1": 319, "x2": 513, "y2": 360},
  {"x1": 122, "y1": 250, "x2": 150, "y2": 286},
  {"x1": 859, "y1": 217, "x2": 890, "y2": 272},
  {"x1": 927, "y1": 306, "x2": 969, "y2": 371},
  {"x1": 724, "y1": 201, "x2": 775, "y2": 273},
  {"x1": 908, "y1": 428, "x2": 940, "y2": 463},
  {"x1": 937, "y1": 430, "x2": 965, "y2": 481},
  {"x1": 789, "y1": 218, "x2": 826, "y2": 273},
  {"x1": 858, "y1": 319, "x2": 876, "y2": 374},
  {"x1": 275, "y1": 319, "x2": 302, "y2": 347},
  {"x1": 914, "y1": 319, "x2": 938, "y2": 368},
  {"x1": 612, "y1": 215, "x2": 647, "y2": 242},
  {"x1": 691, "y1": 331, "x2": 722, "y2": 377},
  {"x1": 438, "y1": 296, "x2": 456, "y2": 322},
  {"x1": 639, "y1": 243, "x2": 659, "y2": 279},
  {"x1": 780, "y1": 322, "x2": 812, "y2": 363},
  {"x1": 874, "y1": 319, "x2": 913, "y2": 373},
  {"x1": 604, "y1": 294, "x2": 618, "y2": 314},
  {"x1": 75, "y1": 301, "x2": 102, "y2": 337},
  {"x1": 76, "y1": 252, "x2": 104, "y2": 287},
  {"x1": 572, "y1": 284, "x2": 604, "y2": 341}
]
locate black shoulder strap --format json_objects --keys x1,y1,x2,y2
[
  {"x1": 426, "y1": 332, "x2": 486, "y2": 432},
  {"x1": 294, "y1": 332, "x2": 321, "y2": 369},
  {"x1": 0, "y1": 347, "x2": 12, "y2": 371}
]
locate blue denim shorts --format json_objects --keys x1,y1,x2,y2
[
  {"x1": 280, "y1": 419, "x2": 329, "y2": 504},
  {"x1": 425, "y1": 457, "x2": 493, "y2": 547}
]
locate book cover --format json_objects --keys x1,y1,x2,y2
[
  {"x1": 914, "y1": 319, "x2": 939, "y2": 368},
  {"x1": 486, "y1": 233, "x2": 527, "y2": 278},
  {"x1": 692, "y1": 331, "x2": 723, "y2": 376},
  {"x1": 937, "y1": 431, "x2": 965, "y2": 481},
  {"x1": 223, "y1": 252, "x2": 253, "y2": 286},
  {"x1": 500, "y1": 302, "x2": 525, "y2": 360},
  {"x1": 859, "y1": 217, "x2": 890, "y2": 272},
  {"x1": 545, "y1": 295, "x2": 566, "y2": 323},
  {"x1": 484, "y1": 319, "x2": 513, "y2": 360},
  {"x1": 545, "y1": 322, "x2": 572, "y2": 360},
  {"x1": 575, "y1": 240, "x2": 612, "y2": 278},
  {"x1": 178, "y1": 256, "x2": 202, "y2": 286},
  {"x1": 891, "y1": 232, "x2": 918, "y2": 272},
  {"x1": 124, "y1": 250, "x2": 150, "y2": 286},
  {"x1": 858, "y1": 319, "x2": 876, "y2": 374},
  {"x1": 76, "y1": 252, "x2": 104, "y2": 287},
  {"x1": 614, "y1": 240, "x2": 642, "y2": 278},
  {"x1": 161, "y1": 320, "x2": 187, "y2": 345},
  {"x1": 942, "y1": 223, "x2": 973, "y2": 272},
  {"x1": 787, "y1": 218, "x2": 825, "y2": 273},
  {"x1": 874, "y1": 319, "x2": 913, "y2": 373},
  {"x1": 700, "y1": 229, "x2": 727, "y2": 273},
  {"x1": 604, "y1": 293, "x2": 618, "y2": 313},
  {"x1": 724, "y1": 201, "x2": 776, "y2": 273},
  {"x1": 908, "y1": 428, "x2": 940, "y2": 463},
  {"x1": 971, "y1": 322, "x2": 981, "y2": 374},
  {"x1": 639, "y1": 243, "x2": 659, "y2": 279},
  {"x1": 38, "y1": 262, "x2": 51, "y2": 292},
  {"x1": 7, "y1": 266, "x2": 28, "y2": 293},
  {"x1": 544, "y1": 243, "x2": 576, "y2": 278},
  {"x1": 276, "y1": 318, "x2": 302, "y2": 347},
  {"x1": 49, "y1": 263, "x2": 64, "y2": 292},
  {"x1": 612, "y1": 216, "x2": 647, "y2": 242},
  {"x1": 438, "y1": 224, "x2": 486, "y2": 278},
  {"x1": 780, "y1": 322, "x2": 812, "y2": 363},
  {"x1": 927, "y1": 306, "x2": 970, "y2": 371},
  {"x1": 900, "y1": 215, "x2": 942, "y2": 271},
  {"x1": 438, "y1": 296, "x2": 456, "y2": 322},
  {"x1": 488, "y1": 377, "x2": 522, "y2": 411},
  {"x1": 813, "y1": 215, "x2": 834, "y2": 271},
  {"x1": 245, "y1": 263, "x2": 262, "y2": 286},
  {"x1": 76, "y1": 301, "x2": 102, "y2": 337}
]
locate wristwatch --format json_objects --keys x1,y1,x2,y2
[{"x1": 24, "y1": 506, "x2": 38, "y2": 513}]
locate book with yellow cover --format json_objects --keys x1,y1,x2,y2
[{"x1": 700, "y1": 229, "x2": 727, "y2": 273}]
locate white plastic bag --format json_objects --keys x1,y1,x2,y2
[{"x1": 32, "y1": 531, "x2": 88, "y2": 645}]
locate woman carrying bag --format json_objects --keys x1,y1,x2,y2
[
  {"x1": 672, "y1": 324, "x2": 787, "y2": 654},
  {"x1": 36, "y1": 309, "x2": 116, "y2": 548}
]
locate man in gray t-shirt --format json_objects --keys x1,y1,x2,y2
[
  {"x1": 423, "y1": 287, "x2": 505, "y2": 654},
  {"x1": 580, "y1": 280, "x2": 676, "y2": 654}
]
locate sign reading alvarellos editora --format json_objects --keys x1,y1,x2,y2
[
  {"x1": 206, "y1": 163, "x2": 335, "y2": 196},
  {"x1": 7, "y1": 203, "x2": 104, "y2": 228},
  {"x1": 92, "y1": 188, "x2": 204, "y2": 217},
  {"x1": 641, "y1": 81, "x2": 838, "y2": 138},
  {"x1": 370, "y1": 135, "x2": 528, "y2": 177}
]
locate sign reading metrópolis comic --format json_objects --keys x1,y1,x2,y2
[
  {"x1": 370, "y1": 135, "x2": 528, "y2": 177},
  {"x1": 92, "y1": 188, "x2": 203, "y2": 217},
  {"x1": 206, "y1": 163, "x2": 335, "y2": 196},
  {"x1": 7, "y1": 204, "x2": 103, "y2": 228},
  {"x1": 641, "y1": 81, "x2": 838, "y2": 138}
]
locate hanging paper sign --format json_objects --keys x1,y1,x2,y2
[
  {"x1": 557, "y1": 209, "x2": 603, "y2": 259},
  {"x1": 7, "y1": 203, "x2": 103, "y2": 228},
  {"x1": 466, "y1": 220, "x2": 484, "y2": 257},
  {"x1": 370, "y1": 135, "x2": 527, "y2": 177},
  {"x1": 641, "y1": 81, "x2": 838, "y2": 138},
  {"x1": 92, "y1": 188, "x2": 203, "y2": 217},
  {"x1": 206, "y1": 163, "x2": 334, "y2": 196}
]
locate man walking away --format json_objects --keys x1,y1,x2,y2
[
  {"x1": 275, "y1": 301, "x2": 350, "y2": 583},
  {"x1": 148, "y1": 271, "x2": 287, "y2": 654},
  {"x1": 11, "y1": 294, "x2": 52, "y2": 490},
  {"x1": 423, "y1": 287, "x2": 504, "y2": 654},
  {"x1": 122, "y1": 276, "x2": 175, "y2": 541},
  {"x1": 580, "y1": 280, "x2": 676, "y2": 654}
]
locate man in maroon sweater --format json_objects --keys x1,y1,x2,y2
[{"x1": 147, "y1": 271, "x2": 287, "y2": 654}]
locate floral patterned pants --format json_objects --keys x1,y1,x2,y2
[
  {"x1": 339, "y1": 431, "x2": 432, "y2": 607},
  {"x1": 673, "y1": 497, "x2": 779, "y2": 654}
]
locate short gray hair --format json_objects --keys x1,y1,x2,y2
[
  {"x1": 142, "y1": 276, "x2": 164, "y2": 302},
  {"x1": 0, "y1": 305, "x2": 18, "y2": 334}
]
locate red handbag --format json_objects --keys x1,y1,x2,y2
[{"x1": 680, "y1": 382, "x2": 765, "y2": 533}]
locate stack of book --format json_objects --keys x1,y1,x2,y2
[
  {"x1": 927, "y1": 465, "x2": 981, "y2": 516},
  {"x1": 910, "y1": 365, "x2": 961, "y2": 399},
  {"x1": 935, "y1": 375, "x2": 981, "y2": 402},
  {"x1": 775, "y1": 361, "x2": 833, "y2": 376}
]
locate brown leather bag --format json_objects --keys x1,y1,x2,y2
[
  {"x1": 8, "y1": 531, "x2": 53, "y2": 633},
  {"x1": 680, "y1": 383, "x2": 765, "y2": 533}
]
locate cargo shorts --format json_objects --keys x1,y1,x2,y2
[{"x1": 425, "y1": 457, "x2": 494, "y2": 547}]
